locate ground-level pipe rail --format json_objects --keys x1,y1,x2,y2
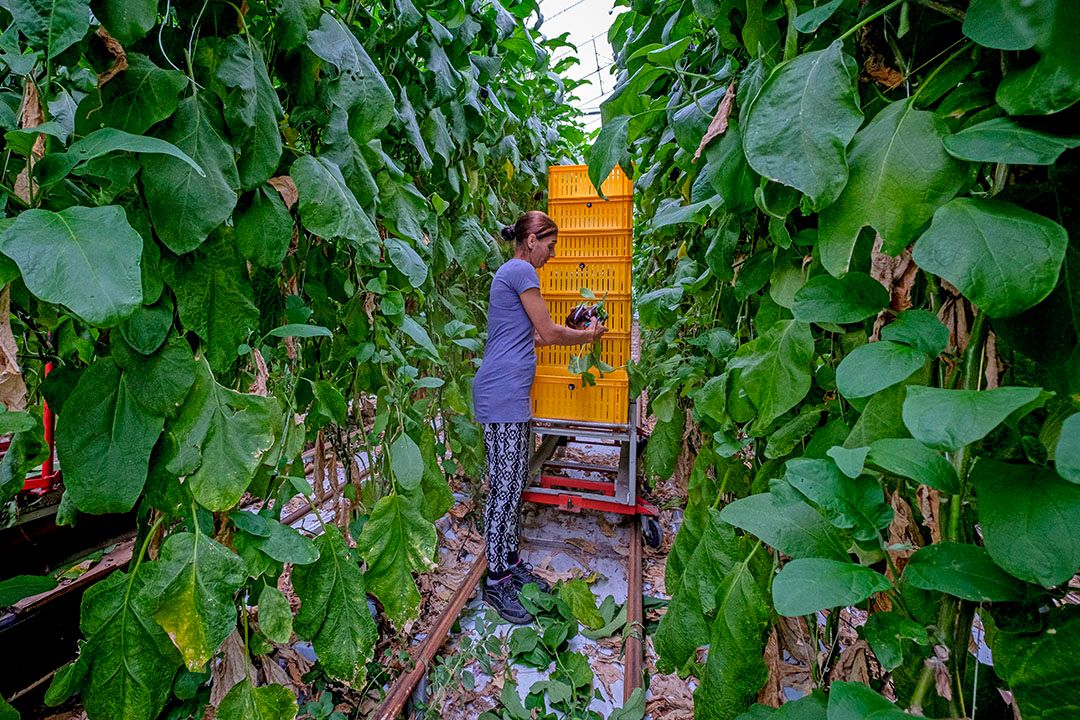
[
  {"x1": 624, "y1": 520, "x2": 643, "y2": 701},
  {"x1": 372, "y1": 555, "x2": 488, "y2": 720}
]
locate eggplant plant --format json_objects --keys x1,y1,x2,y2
[
  {"x1": 0, "y1": 1, "x2": 585, "y2": 718},
  {"x1": 589, "y1": 0, "x2": 1080, "y2": 718}
]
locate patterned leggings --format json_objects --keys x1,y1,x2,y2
[{"x1": 483, "y1": 421, "x2": 531, "y2": 575}]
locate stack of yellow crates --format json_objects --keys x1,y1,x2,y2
[{"x1": 532, "y1": 165, "x2": 633, "y2": 425}]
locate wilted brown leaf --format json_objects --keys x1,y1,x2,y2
[
  {"x1": 756, "y1": 628, "x2": 783, "y2": 707},
  {"x1": 95, "y1": 27, "x2": 128, "y2": 84},
  {"x1": 829, "y1": 639, "x2": 872, "y2": 685},
  {"x1": 0, "y1": 287, "x2": 27, "y2": 411},
  {"x1": 269, "y1": 175, "x2": 299, "y2": 209},
  {"x1": 209, "y1": 630, "x2": 257, "y2": 707},
  {"x1": 927, "y1": 644, "x2": 953, "y2": 700},
  {"x1": 247, "y1": 347, "x2": 269, "y2": 396},
  {"x1": 692, "y1": 81, "x2": 736, "y2": 162},
  {"x1": 917, "y1": 486, "x2": 942, "y2": 544}
]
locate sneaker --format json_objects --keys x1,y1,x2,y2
[
  {"x1": 483, "y1": 575, "x2": 533, "y2": 624},
  {"x1": 508, "y1": 560, "x2": 552, "y2": 594}
]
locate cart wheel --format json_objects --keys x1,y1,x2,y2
[{"x1": 642, "y1": 515, "x2": 663, "y2": 549}]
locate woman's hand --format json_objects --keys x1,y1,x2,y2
[{"x1": 587, "y1": 318, "x2": 609, "y2": 344}]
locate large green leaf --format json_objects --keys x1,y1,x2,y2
[
  {"x1": 844, "y1": 376, "x2": 921, "y2": 449},
  {"x1": 781, "y1": 458, "x2": 893, "y2": 541},
  {"x1": 791, "y1": 272, "x2": 888, "y2": 324},
  {"x1": 0, "y1": 573, "x2": 57, "y2": 605},
  {"x1": 865, "y1": 438, "x2": 959, "y2": 493},
  {"x1": 702, "y1": 124, "x2": 757, "y2": 213},
  {"x1": 139, "y1": 531, "x2": 247, "y2": 671},
  {"x1": 995, "y1": 1, "x2": 1080, "y2": 115},
  {"x1": 253, "y1": 521, "x2": 320, "y2": 565},
  {"x1": 356, "y1": 494, "x2": 437, "y2": 629},
  {"x1": 728, "y1": 320, "x2": 814, "y2": 432},
  {"x1": 860, "y1": 612, "x2": 929, "y2": 672},
  {"x1": 143, "y1": 94, "x2": 240, "y2": 254},
  {"x1": 558, "y1": 579, "x2": 606, "y2": 630},
  {"x1": 692, "y1": 537, "x2": 772, "y2": 720},
  {"x1": 835, "y1": 341, "x2": 926, "y2": 399},
  {"x1": 55, "y1": 358, "x2": 163, "y2": 515},
  {"x1": 962, "y1": 0, "x2": 1050, "y2": 50},
  {"x1": 217, "y1": 680, "x2": 297, "y2": 720},
  {"x1": 913, "y1": 198, "x2": 1068, "y2": 318},
  {"x1": 943, "y1": 117, "x2": 1080, "y2": 165},
  {"x1": 972, "y1": 459, "x2": 1080, "y2": 586},
  {"x1": 169, "y1": 238, "x2": 260, "y2": 373},
  {"x1": 91, "y1": 0, "x2": 158, "y2": 46},
  {"x1": 204, "y1": 36, "x2": 283, "y2": 189},
  {"x1": 992, "y1": 607, "x2": 1080, "y2": 720},
  {"x1": 772, "y1": 558, "x2": 891, "y2": 616},
  {"x1": 901, "y1": 385, "x2": 1043, "y2": 451},
  {"x1": 258, "y1": 585, "x2": 294, "y2": 645},
  {"x1": 386, "y1": 238, "x2": 429, "y2": 289},
  {"x1": 412, "y1": 427, "x2": 454, "y2": 522},
  {"x1": 879, "y1": 309, "x2": 949, "y2": 357},
  {"x1": 115, "y1": 335, "x2": 197, "y2": 418},
  {"x1": 235, "y1": 185, "x2": 293, "y2": 268},
  {"x1": 292, "y1": 155, "x2": 378, "y2": 245},
  {"x1": 645, "y1": 409, "x2": 684, "y2": 480},
  {"x1": 36, "y1": 127, "x2": 203, "y2": 188},
  {"x1": 293, "y1": 526, "x2": 378, "y2": 685},
  {"x1": 904, "y1": 542, "x2": 1031, "y2": 601},
  {"x1": 742, "y1": 40, "x2": 861, "y2": 209},
  {"x1": 388, "y1": 432, "x2": 424, "y2": 490},
  {"x1": 0, "y1": 205, "x2": 143, "y2": 326},
  {"x1": 378, "y1": 176, "x2": 430, "y2": 246},
  {"x1": 46, "y1": 566, "x2": 180, "y2": 720},
  {"x1": 586, "y1": 115, "x2": 630, "y2": 197},
  {"x1": 719, "y1": 492, "x2": 849, "y2": 561},
  {"x1": 1056, "y1": 412, "x2": 1080, "y2": 483},
  {"x1": 306, "y1": 13, "x2": 394, "y2": 142},
  {"x1": 165, "y1": 359, "x2": 279, "y2": 512},
  {"x1": 793, "y1": 0, "x2": 845, "y2": 32},
  {"x1": 76, "y1": 54, "x2": 188, "y2": 135},
  {"x1": 656, "y1": 510, "x2": 747, "y2": 671},
  {"x1": 817, "y1": 99, "x2": 966, "y2": 276},
  {"x1": 7, "y1": 0, "x2": 89, "y2": 58},
  {"x1": 826, "y1": 682, "x2": 908, "y2": 720}
]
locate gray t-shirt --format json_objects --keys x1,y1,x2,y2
[{"x1": 472, "y1": 259, "x2": 540, "y2": 423}]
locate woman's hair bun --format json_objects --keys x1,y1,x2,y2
[{"x1": 500, "y1": 224, "x2": 517, "y2": 243}]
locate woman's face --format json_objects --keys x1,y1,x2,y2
[{"x1": 525, "y1": 232, "x2": 557, "y2": 268}]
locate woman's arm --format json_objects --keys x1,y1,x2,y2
[{"x1": 520, "y1": 288, "x2": 607, "y2": 347}]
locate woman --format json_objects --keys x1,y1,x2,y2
[{"x1": 472, "y1": 210, "x2": 608, "y2": 624}]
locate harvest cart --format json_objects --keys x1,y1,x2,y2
[{"x1": 524, "y1": 165, "x2": 661, "y2": 548}]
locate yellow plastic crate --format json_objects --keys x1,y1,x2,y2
[
  {"x1": 555, "y1": 232, "x2": 632, "y2": 258},
  {"x1": 532, "y1": 370, "x2": 629, "y2": 425},
  {"x1": 549, "y1": 164, "x2": 633, "y2": 200},
  {"x1": 536, "y1": 331, "x2": 632, "y2": 371},
  {"x1": 548, "y1": 197, "x2": 633, "y2": 233},
  {"x1": 539, "y1": 258, "x2": 632, "y2": 296},
  {"x1": 536, "y1": 164, "x2": 633, "y2": 425}
]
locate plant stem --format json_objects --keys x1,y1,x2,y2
[
  {"x1": 838, "y1": 0, "x2": 906, "y2": 42},
  {"x1": 783, "y1": 0, "x2": 799, "y2": 61}
]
